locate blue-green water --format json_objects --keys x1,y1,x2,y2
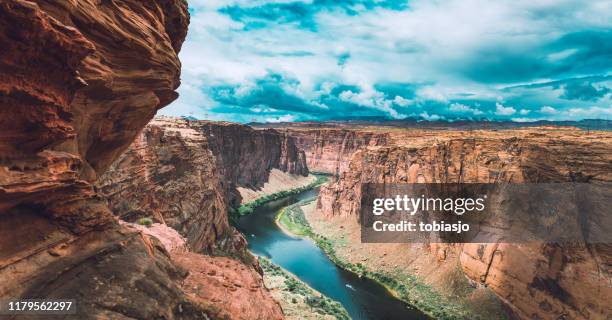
[{"x1": 236, "y1": 187, "x2": 429, "y2": 320}]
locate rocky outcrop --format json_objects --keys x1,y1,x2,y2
[
  {"x1": 196, "y1": 121, "x2": 308, "y2": 207},
  {"x1": 0, "y1": 1, "x2": 283, "y2": 319},
  {"x1": 0, "y1": 0, "x2": 188, "y2": 225},
  {"x1": 125, "y1": 220, "x2": 285, "y2": 320},
  {"x1": 97, "y1": 118, "x2": 234, "y2": 254},
  {"x1": 316, "y1": 128, "x2": 612, "y2": 320},
  {"x1": 173, "y1": 253, "x2": 284, "y2": 320},
  {"x1": 97, "y1": 116, "x2": 313, "y2": 317},
  {"x1": 285, "y1": 128, "x2": 390, "y2": 174},
  {"x1": 99, "y1": 117, "x2": 310, "y2": 253}
]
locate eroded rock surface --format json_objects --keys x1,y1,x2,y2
[
  {"x1": 197, "y1": 121, "x2": 308, "y2": 207},
  {"x1": 314, "y1": 128, "x2": 612, "y2": 320},
  {"x1": 173, "y1": 253, "x2": 284, "y2": 320},
  {"x1": 99, "y1": 117, "x2": 310, "y2": 254},
  {"x1": 98, "y1": 118, "x2": 232, "y2": 254},
  {"x1": 286, "y1": 128, "x2": 390, "y2": 174},
  {"x1": 0, "y1": 1, "x2": 283, "y2": 319}
]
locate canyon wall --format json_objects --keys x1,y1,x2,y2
[
  {"x1": 284, "y1": 128, "x2": 390, "y2": 174},
  {"x1": 316, "y1": 128, "x2": 612, "y2": 319},
  {"x1": 99, "y1": 117, "x2": 310, "y2": 253},
  {"x1": 196, "y1": 121, "x2": 308, "y2": 207},
  {"x1": 0, "y1": 1, "x2": 283, "y2": 319},
  {"x1": 97, "y1": 118, "x2": 235, "y2": 254}
]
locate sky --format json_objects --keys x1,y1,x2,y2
[{"x1": 159, "y1": 0, "x2": 612, "y2": 123}]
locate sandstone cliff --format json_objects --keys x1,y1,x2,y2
[
  {"x1": 99, "y1": 117, "x2": 310, "y2": 254},
  {"x1": 97, "y1": 118, "x2": 236, "y2": 254},
  {"x1": 315, "y1": 128, "x2": 612, "y2": 319},
  {"x1": 198, "y1": 121, "x2": 308, "y2": 207},
  {"x1": 0, "y1": 1, "x2": 283, "y2": 319},
  {"x1": 285, "y1": 128, "x2": 390, "y2": 174}
]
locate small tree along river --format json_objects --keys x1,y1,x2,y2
[{"x1": 236, "y1": 187, "x2": 430, "y2": 320}]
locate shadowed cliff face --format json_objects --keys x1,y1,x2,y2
[
  {"x1": 197, "y1": 121, "x2": 308, "y2": 207},
  {"x1": 287, "y1": 128, "x2": 390, "y2": 174},
  {"x1": 0, "y1": 1, "x2": 284, "y2": 319},
  {"x1": 0, "y1": 0, "x2": 188, "y2": 229},
  {"x1": 97, "y1": 118, "x2": 233, "y2": 254},
  {"x1": 98, "y1": 117, "x2": 309, "y2": 255},
  {"x1": 314, "y1": 129, "x2": 612, "y2": 320}
]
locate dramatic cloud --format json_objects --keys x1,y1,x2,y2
[
  {"x1": 160, "y1": 0, "x2": 612, "y2": 122},
  {"x1": 495, "y1": 103, "x2": 516, "y2": 116}
]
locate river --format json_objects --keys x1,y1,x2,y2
[{"x1": 235, "y1": 187, "x2": 430, "y2": 320}]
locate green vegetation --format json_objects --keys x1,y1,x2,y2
[
  {"x1": 233, "y1": 174, "x2": 328, "y2": 219},
  {"x1": 277, "y1": 197, "x2": 316, "y2": 236},
  {"x1": 276, "y1": 201, "x2": 506, "y2": 320},
  {"x1": 136, "y1": 217, "x2": 153, "y2": 227},
  {"x1": 260, "y1": 258, "x2": 350, "y2": 320}
]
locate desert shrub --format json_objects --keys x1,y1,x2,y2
[
  {"x1": 259, "y1": 257, "x2": 349, "y2": 320},
  {"x1": 237, "y1": 205, "x2": 254, "y2": 216},
  {"x1": 136, "y1": 217, "x2": 153, "y2": 227}
]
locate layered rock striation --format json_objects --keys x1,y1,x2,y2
[
  {"x1": 316, "y1": 128, "x2": 612, "y2": 320},
  {"x1": 97, "y1": 118, "x2": 233, "y2": 254},
  {"x1": 0, "y1": 1, "x2": 284, "y2": 319},
  {"x1": 99, "y1": 117, "x2": 310, "y2": 253},
  {"x1": 285, "y1": 128, "x2": 390, "y2": 174},
  {"x1": 197, "y1": 121, "x2": 308, "y2": 206}
]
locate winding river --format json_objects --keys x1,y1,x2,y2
[{"x1": 236, "y1": 187, "x2": 429, "y2": 320}]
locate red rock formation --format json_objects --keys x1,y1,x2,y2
[
  {"x1": 0, "y1": 1, "x2": 284, "y2": 319},
  {"x1": 99, "y1": 117, "x2": 310, "y2": 254},
  {"x1": 124, "y1": 220, "x2": 285, "y2": 320},
  {"x1": 173, "y1": 253, "x2": 284, "y2": 320},
  {"x1": 97, "y1": 118, "x2": 234, "y2": 254},
  {"x1": 196, "y1": 121, "x2": 308, "y2": 207},
  {"x1": 285, "y1": 128, "x2": 390, "y2": 174},
  {"x1": 316, "y1": 129, "x2": 612, "y2": 320}
]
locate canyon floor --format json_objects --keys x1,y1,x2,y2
[
  {"x1": 275, "y1": 123, "x2": 611, "y2": 320},
  {"x1": 301, "y1": 201, "x2": 507, "y2": 319}
]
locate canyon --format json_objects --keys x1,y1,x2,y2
[
  {"x1": 1, "y1": 1, "x2": 609, "y2": 319},
  {"x1": 98, "y1": 117, "x2": 309, "y2": 254},
  {"x1": 277, "y1": 124, "x2": 611, "y2": 319},
  {"x1": 0, "y1": 1, "x2": 289, "y2": 319}
]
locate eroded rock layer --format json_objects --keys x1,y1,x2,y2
[
  {"x1": 0, "y1": 1, "x2": 284, "y2": 319},
  {"x1": 99, "y1": 117, "x2": 310, "y2": 253},
  {"x1": 197, "y1": 121, "x2": 308, "y2": 207},
  {"x1": 286, "y1": 128, "x2": 390, "y2": 174},
  {"x1": 97, "y1": 118, "x2": 234, "y2": 254},
  {"x1": 315, "y1": 128, "x2": 612, "y2": 320}
]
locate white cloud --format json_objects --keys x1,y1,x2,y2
[
  {"x1": 540, "y1": 106, "x2": 558, "y2": 114},
  {"x1": 416, "y1": 87, "x2": 448, "y2": 103},
  {"x1": 547, "y1": 48, "x2": 578, "y2": 62},
  {"x1": 337, "y1": 84, "x2": 405, "y2": 118},
  {"x1": 393, "y1": 96, "x2": 411, "y2": 107},
  {"x1": 265, "y1": 114, "x2": 296, "y2": 123},
  {"x1": 519, "y1": 109, "x2": 530, "y2": 115},
  {"x1": 159, "y1": 0, "x2": 612, "y2": 122},
  {"x1": 449, "y1": 103, "x2": 483, "y2": 115},
  {"x1": 511, "y1": 117, "x2": 538, "y2": 122},
  {"x1": 495, "y1": 102, "x2": 516, "y2": 116},
  {"x1": 420, "y1": 112, "x2": 441, "y2": 121},
  {"x1": 565, "y1": 106, "x2": 612, "y2": 119}
]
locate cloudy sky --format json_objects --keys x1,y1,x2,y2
[{"x1": 159, "y1": 0, "x2": 612, "y2": 123}]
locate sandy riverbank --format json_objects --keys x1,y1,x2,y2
[
  {"x1": 260, "y1": 258, "x2": 349, "y2": 320},
  {"x1": 300, "y1": 202, "x2": 508, "y2": 320},
  {"x1": 238, "y1": 169, "x2": 317, "y2": 204}
]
